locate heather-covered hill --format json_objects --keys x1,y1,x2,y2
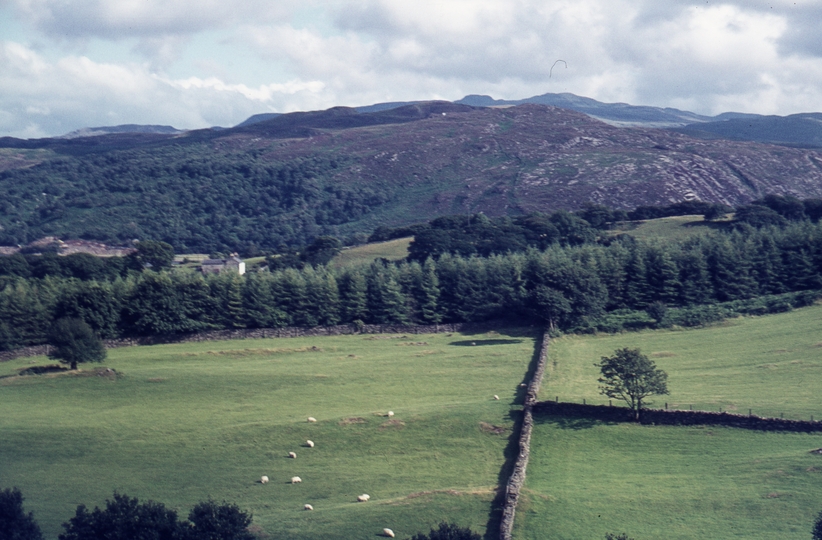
[{"x1": 2, "y1": 103, "x2": 822, "y2": 253}]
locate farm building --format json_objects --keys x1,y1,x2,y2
[{"x1": 200, "y1": 255, "x2": 246, "y2": 275}]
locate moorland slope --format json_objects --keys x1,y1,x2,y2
[{"x1": 3, "y1": 103, "x2": 822, "y2": 252}]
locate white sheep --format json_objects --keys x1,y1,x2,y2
[
  {"x1": 260, "y1": 476, "x2": 269, "y2": 484},
  {"x1": 306, "y1": 440, "x2": 315, "y2": 448},
  {"x1": 307, "y1": 417, "x2": 317, "y2": 423},
  {"x1": 304, "y1": 504, "x2": 313, "y2": 511},
  {"x1": 383, "y1": 528, "x2": 395, "y2": 538},
  {"x1": 387, "y1": 411, "x2": 394, "y2": 417},
  {"x1": 493, "y1": 395, "x2": 500, "y2": 400},
  {"x1": 357, "y1": 494, "x2": 370, "y2": 502},
  {"x1": 288, "y1": 451, "x2": 297, "y2": 459},
  {"x1": 291, "y1": 476, "x2": 302, "y2": 484}
]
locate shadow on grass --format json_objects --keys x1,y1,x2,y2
[
  {"x1": 449, "y1": 339, "x2": 524, "y2": 347},
  {"x1": 533, "y1": 413, "x2": 618, "y2": 430}
]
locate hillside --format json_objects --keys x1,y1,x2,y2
[{"x1": 2, "y1": 102, "x2": 822, "y2": 253}]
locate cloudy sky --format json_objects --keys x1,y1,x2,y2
[{"x1": 2, "y1": 0, "x2": 822, "y2": 138}]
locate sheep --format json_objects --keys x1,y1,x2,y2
[
  {"x1": 387, "y1": 411, "x2": 394, "y2": 418},
  {"x1": 357, "y1": 494, "x2": 370, "y2": 502},
  {"x1": 288, "y1": 451, "x2": 297, "y2": 459},
  {"x1": 291, "y1": 476, "x2": 302, "y2": 484},
  {"x1": 493, "y1": 395, "x2": 500, "y2": 400},
  {"x1": 307, "y1": 417, "x2": 317, "y2": 423},
  {"x1": 260, "y1": 476, "x2": 269, "y2": 484},
  {"x1": 383, "y1": 528, "x2": 395, "y2": 538},
  {"x1": 306, "y1": 440, "x2": 315, "y2": 448},
  {"x1": 304, "y1": 504, "x2": 313, "y2": 511}
]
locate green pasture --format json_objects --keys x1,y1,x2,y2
[
  {"x1": 515, "y1": 418, "x2": 822, "y2": 540},
  {"x1": 0, "y1": 328, "x2": 537, "y2": 539},
  {"x1": 541, "y1": 303, "x2": 822, "y2": 420},
  {"x1": 331, "y1": 237, "x2": 412, "y2": 268},
  {"x1": 609, "y1": 215, "x2": 726, "y2": 241}
]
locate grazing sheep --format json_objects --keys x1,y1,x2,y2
[
  {"x1": 357, "y1": 494, "x2": 370, "y2": 502},
  {"x1": 519, "y1": 383, "x2": 527, "y2": 387},
  {"x1": 383, "y1": 528, "x2": 395, "y2": 538},
  {"x1": 291, "y1": 476, "x2": 302, "y2": 484},
  {"x1": 304, "y1": 504, "x2": 313, "y2": 511},
  {"x1": 387, "y1": 411, "x2": 394, "y2": 417},
  {"x1": 260, "y1": 476, "x2": 269, "y2": 484},
  {"x1": 493, "y1": 395, "x2": 500, "y2": 400},
  {"x1": 306, "y1": 440, "x2": 315, "y2": 448},
  {"x1": 288, "y1": 451, "x2": 297, "y2": 459},
  {"x1": 307, "y1": 417, "x2": 317, "y2": 423}
]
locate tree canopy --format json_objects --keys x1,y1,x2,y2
[
  {"x1": 409, "y1": 522, "x2": 481, "y2": 540},
  {"x1": 0, "y1": 487, "x2": 43, "y2": 540},
  {"x1": 597, "y1": 348, "x2": 669, "y2": 420},
  {"x1": 48, "y1": 318, "x2": 107, "y2": 370}
]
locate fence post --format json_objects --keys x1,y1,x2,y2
[
  {"x1": 583, "y1": 398, "x2": 586, "y2": 405},
  {"x1": 665, "y1": 402, "x2": 668, "y2": 410},
  {"x1": 689, "y1": 405, "x2": 692, "y2": 411},
  {"x1": 609, "y1": 399, "x2": 612, "y2": 407},
  {"x1": 556, "y1": 396, "x2": 559, "y2": 403},
  {"x1": 749, "y1": 409, "x2": 752, "y2": 416}
]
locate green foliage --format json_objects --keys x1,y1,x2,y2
[
  {"x1": 300, "y1": 236, "x2": 341, "y2": 266},
  {"x1": 184, "y1": 500, "x2": 254, "y2": 540},
  {"x1": 0, "y1": 487, "x2": 43, "y2": 540},
  {"x1": 48, "y1": 318, "x2": 106, "y2": 370},
  {"x1": 59, "y1": 493, "x2": 181, "y2": 540},
  {"x1": 409, "y1": 522, "x2": 481, "y2": 540},
  {"x1": 604, "y1": 534, "x2": 634, "y2": 540},
  {"x1": 597, "y1": 348, "x2": 669, "y2": 420},
  {"x1": 133, "y1": 240, "x2": 175, "y2": 271},
  {"x1": 813, "y1": 511, "x2": 822, "y2": 540}
]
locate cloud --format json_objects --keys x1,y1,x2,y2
[
  {"x1": 0, "y1": 41, "x2": 327, "y2": 137},
  {"x1": 3, "y1": 0, "x2": 822, "y2": 136}
]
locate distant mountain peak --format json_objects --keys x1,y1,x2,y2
[{"x1": 59, "y1": 124, "x2": 182, "y2": 139}]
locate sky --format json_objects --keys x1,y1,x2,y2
[{"x1": 2, "y1": 0, "x2": 822, "y2": 138}]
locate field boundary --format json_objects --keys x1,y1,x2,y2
[
  {"x1": 533, "y1": 401, "x2": 822, "y2": 432},
  {"x1": 498, "y1": 329, "x2": 550, "y2": 540},
  {"x1": 0, "y1": 321, "x2": 512, "y2": 362}
]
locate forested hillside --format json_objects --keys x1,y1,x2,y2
[
  {"x1": 2, "y1": 219, "x2": 821, "y2": 350},
  {"x1": 3, "y1": 103, "x2": 822, "y2": 254}
]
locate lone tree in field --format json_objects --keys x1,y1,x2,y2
[
  {"x1": 48, "y1": 318, "x2": 106, "y2": 370},
  {"x1": 597, "y1": 347, "x2": 668, "y2": 421}
]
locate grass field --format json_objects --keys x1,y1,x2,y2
[
  {"x1": 608, "y1": 215, "x2": 727, "y2": 242},
  {"x1": 541, "y1": 303, "x2": 822, "y2": 420},
  {"x1": 331, "y1": 237, "x2": 412, "y2": 268},
  {"x1": 513, "y1": 303, "x2": 822, "y2": 539},
  {"x1": 0, "y1": 328, "x2": 538, "y2": 539},
  {"x1": 514, "y1": 418, "x2": 822, "y2": 540}
]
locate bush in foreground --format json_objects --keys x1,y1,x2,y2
[
  {"x1": 59, "y1": 493, "x2": 255, "y2": 540},
  {"x1": 0, "y1": 487, "x2": 43, "y2": 540},
  {"x1": 409, "y1": 522, "x2": 481, "y2": 540}
]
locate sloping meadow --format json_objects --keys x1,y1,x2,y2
[
  {"x1": 516, "y1": 304, "x2": 822, "y2": 539},
  {"x1": 0, "y1": 329, "x2": 538, "y2": 539}
]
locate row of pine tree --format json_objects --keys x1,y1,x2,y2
[{"x1": 1, "y1": 222, "x2": 822, "y2": 350}]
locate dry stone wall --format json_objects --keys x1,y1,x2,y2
[
  {"x1": 499, "y1": 329, "x2": 550, "y2": 540},
  {"x1": 533, "y1": 401, "x2": 822, "y2": 433}
]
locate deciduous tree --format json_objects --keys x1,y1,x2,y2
[
  {"x1": 48, "y1": 318, "x2": 106, "y2": 370},
  {"x1": 597, "y1": 347, "x2": 668, "y2": 421}
]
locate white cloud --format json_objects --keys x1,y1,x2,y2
[
  {"x1": 0, "y1": 41, "x2": 329, "y2": 137},
  {"x1": 3, "y1": 0, "x2": 822, "y2": 137}
]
